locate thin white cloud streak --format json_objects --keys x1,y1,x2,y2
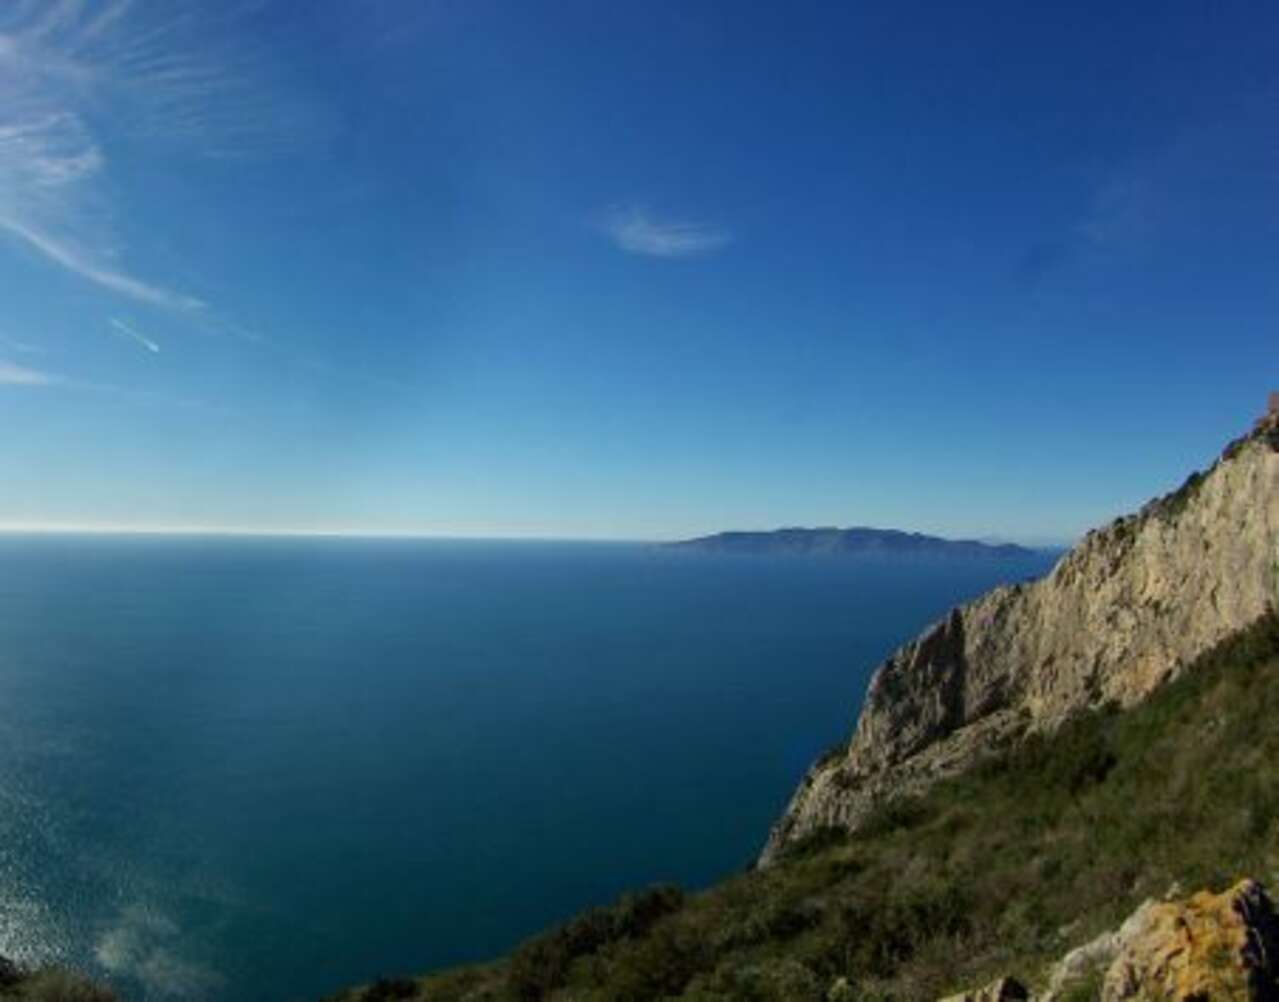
[
  {"x1": 0, "y1": 3, "x2": 394, "y2": 399},
  {"x1": 0, "y1": 1, "x2": 327, "y2": 311},
  {"x1": 0, "y1": 359, "x2": 61, "y2": 386},
  {"x1": 1, "y1": 218, "x2": 204, "y2": 311},
  {"x1": 0, "y1": 8, "x2": 201, "y2": 310},
  {"x1": 0, "y1": 361, "x2": 232, "y2": 413},
  {"x1": 1059, "y1": 92, "x2": 1279, "y2": 267},
  {"x1": 109, "y1": 317, "x2": 161, "y2": 353},
  {"x1": 601, "y1": 207, "x2": 732, "y2": 258},
  {"x1": 0, "y1": 335, "x2": 42, "y2": 353}
]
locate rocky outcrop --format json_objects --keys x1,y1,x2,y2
[
  {"x1": 762, "y1": 414, "x2": 1279, "y2": 864},
  {"x1": 975, "y1": 880, "x2": 1279, "y2": 1002},
  {"x1": 1101, "y1": 880, "x2": 1279, "y2": 1002}
]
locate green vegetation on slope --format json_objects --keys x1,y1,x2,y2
[
  {"x1": 0, "y1": 961, "x2": 116, "y2": 1002},
  {"x1": 329, "y1": 610, "x2": 1279, "y2": 1002}
]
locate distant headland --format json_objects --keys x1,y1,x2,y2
[{"x1": 667, "y1": 526, "x2": 1036, "y2": 558}]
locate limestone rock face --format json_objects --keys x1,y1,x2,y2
[
  {"x1": 761, "y1": 417, "x2": 1279, "y2": 863},
  {"x1": 1101, "y1": 880, "x2": 1279, "y2": 1002},
  {"x1": 1043, "y1": 921, "x2": 1132, "y2": 1002}
]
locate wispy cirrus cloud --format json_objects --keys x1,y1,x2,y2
[
  {"x1": 1014, "y1": 92, "x2": 1279, "y2": 285},
  {"x1": 0, "y1": 216, "x2": 205, "y2": 311},
  {"x1": 109, "y1": 317, "x2": 161, "y2": 353},
  {"x1": 600, "y1": 206, "x2": 732, "y2": 259},
  {"x1": 0, "y1": 355, "x2": 232, "y2": 412},
  {"x1": 0, "y1": 359, "x2": 62, "y2": 386},
  {"x1": 0, "y1": 1, "x2": 327, "y2": 314},
  {"x1": 0, "y1": 335, "x2": 42, "y2": 354}
]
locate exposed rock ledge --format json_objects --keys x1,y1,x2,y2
[
  {"x1": 761, "y1": 414, "x2": 1279, "y2": 865},
  {"x1": 943, "y1": 879, "x2": 1279, "y2": 1002}
]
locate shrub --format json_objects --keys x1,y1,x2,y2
[
  {"x1": 363, "y1": 976, "x2": 417, "y2": 1000},
  {"x1": 506, "y1": 884, "x2": 685, "y2": 1000},
  {"x1": 0, "y1": 957, "x2": 22, "y2": 989},
  {"x1": 15, "y1": 970, "x2": 118, "y2": 1002}
]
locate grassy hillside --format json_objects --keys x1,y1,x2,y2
[
  {"x1": 0, "y1": 963, "x2": 116, "y2": 1002},
  {"x1": 329, "y1": 610, "x2": 1279, "y2": 1002}
]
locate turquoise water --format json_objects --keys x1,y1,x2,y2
[{"x1": 0, "y1": 536, "x2": 1056, "y2": 1001}]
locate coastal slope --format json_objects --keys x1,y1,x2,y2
[
  {"x1": 330, "y1": 606, "x2": 1279, "y2": 1002},
  {"x1": 760, "y1": 413, "x2": 1279, "y2": 863},
  {"x1": 306, "y1": 409, "x2": 1279, "y2": 1002}
]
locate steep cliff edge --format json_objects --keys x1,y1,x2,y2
[{"x1": 760, "y1": 413, "x2": 1279, "y2": 864}]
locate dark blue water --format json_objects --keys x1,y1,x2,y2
[{"x1": 0, "y1": 536, "x2": 1056, "y2": 1000}]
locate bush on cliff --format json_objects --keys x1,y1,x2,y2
[{"x1": 0, "y1": 968, "x2": 118, "y2": 1002}]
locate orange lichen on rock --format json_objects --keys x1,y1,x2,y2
[{"x1": 1102, "y1": 880, "x2": 1279, "y2": 1002}]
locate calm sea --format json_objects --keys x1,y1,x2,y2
[{"x1": 0, "y1": 535, "x2": 1057, "y2": 1001}]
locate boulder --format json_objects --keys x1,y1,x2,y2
[{"x1": 1102, "y1": 879, "x2": 1279, "y2": 1002}]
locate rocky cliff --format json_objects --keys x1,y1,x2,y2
[{"x1": 761, "y1": 413, "x2": 1279, "y2": 864}]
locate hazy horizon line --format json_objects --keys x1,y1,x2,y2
[{"x1": 0, "y1": 523, "x2": 1074, "y2": 548}]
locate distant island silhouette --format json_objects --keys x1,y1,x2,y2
[{"x1": 668, "y1": 526, "x2": 1036, "y2": 558}]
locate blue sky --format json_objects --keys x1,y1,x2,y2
[{"x1": 0, "y1": 1, "x2": 1275, "y2": 543}]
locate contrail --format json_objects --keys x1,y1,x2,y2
[{"x1": 109, "y1": 318, "x2": 160, "y2": 353}]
